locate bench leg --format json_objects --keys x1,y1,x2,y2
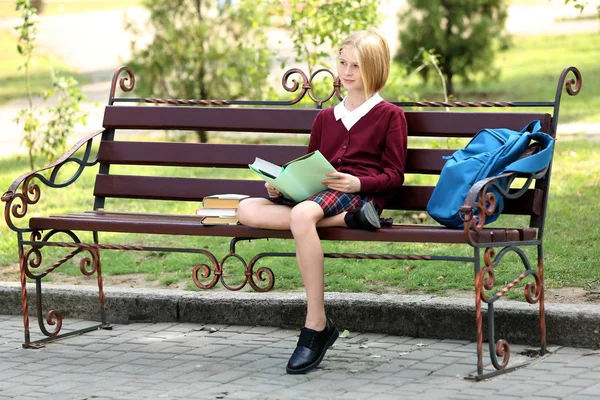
[
  {"x1": 19, "y1": 230, "x2": 108, "y2": 348},
  {"x1": 472, "y1": 247, "x2": 512, "y2": 380},
  {"x1": 93, "y1": 232, "x2": 110, "y2": 328},
  {"x1": 18, "y1": 234, "x2": 33, "y2": 347},
  {"x1": 538, "y1": 248, "x2": 547, "y2": 355},
  {"x1": 469, "y1": 245, "x2": 546, "y2": 381},
  {"x1": 474, "y1": 247, "x2": 485, "y2": 376}
]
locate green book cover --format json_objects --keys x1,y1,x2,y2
[{"x1": 248, "y1": 150, "x2": 337, "y2": 202}]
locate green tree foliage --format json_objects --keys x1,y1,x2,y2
[
  {"x1": 562, "y1": 0, "x2": 600, "y2": 30},
  {"x1": 396, "y1": 0, "x2": 509, "y2": 97},
  {"x1": 563, "y1": 0, "x2": 598, "y2": 13},
  {"x1": 14, "y1": 0, "x2": 86, "y2": 169},
  {"x1": 273, "y1": 0, "x2": 380, "y2": 74},
  {"x1": 126, "y1": 0, "x2": 272, "y2": 142},
  {"x1": 38, "y1": 73, "x2": 87, "y2": 164}
]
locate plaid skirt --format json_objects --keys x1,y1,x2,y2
[{"x1": 269, "y1": 189, "x2": 374, "y2": 218}]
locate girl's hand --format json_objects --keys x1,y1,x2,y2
[
  {"x1": 265, "y1": 182, "x2": 282, "y2": 198},
  {"x1": 322, "y1": 172, "x2": 361, "y2": 193}
]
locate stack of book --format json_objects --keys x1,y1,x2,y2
[{"x1": 197, "y1": 194, "x2": 249, "y2": 225}]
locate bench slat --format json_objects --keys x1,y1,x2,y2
[
  {"x1": 103, "y1": 106, "x2": 316, "y2": 133},
  {"x1": 103, "y1": 106, "x2": 553, "y2": 138},
  {"x1": 388, "y1": 186, "x2": 544, "y2": 216},
  {"x1": 93, "y1": 175, "x2": 268, "y2": 200},
  {"x1": 97, "y1": 141, "x2": 452, "y2": 174},
  {"x1": 30, "y1": 211, "x2": 537, "y2": 244},
  {"x1": 98, "y1": 142, "x2": 308, "y2": 168},
  {"x1": 406, "y1": 112, "x2": 554, "y2": 138},
  {"x1": 93, "y1": 175, "x2": 542, "y2": 215}
]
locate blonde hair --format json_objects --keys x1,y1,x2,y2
[{"x1": 338, "y1": 29, "x2": 390, "y2": 98}]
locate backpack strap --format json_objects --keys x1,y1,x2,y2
[
  {"x1": 520, "y1": 120, "x2": 542, "y2": 134},
  {"x1": 504, "y1": 121, "x2": 555, "y2": 174}
]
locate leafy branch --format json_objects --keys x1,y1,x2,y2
[{"x1": 13, "y1": 0, "x2": 87, "y2": 169}]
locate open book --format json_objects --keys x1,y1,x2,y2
[{"x1": 248, "y1": 150, "x2": 337, "y2": 202}]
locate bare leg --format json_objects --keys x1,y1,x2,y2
[
  {"x1": 237, "y1": 198, "x2": 292, "y2": 230},
  {"x1": 317, "y1": 213, "x2": 346, "y2": 228},
  {"x1": 238, "y1": 197, "x2": 350, "y2": 331},
  {"x1": 237, "y1": 197, "x2": 348, "y2": 230},
  {"x1": 290, "y1": 201, "x2": 328, "y2": 331}
]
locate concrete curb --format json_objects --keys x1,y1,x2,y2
[{"x1": 1, "y1": 282, "x2": 599, "y2": 348}]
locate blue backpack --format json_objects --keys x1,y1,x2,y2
[{"x1": 426, "y1": 120, "x2": 555, "y2": 228}]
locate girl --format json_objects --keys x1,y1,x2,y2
[{"x1": 237, "y1": 28, "x2": 408, "y2": 374}]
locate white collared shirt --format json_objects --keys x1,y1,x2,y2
[{"x1": 333, "y1": 93, "x2": 384, "y2": 131}]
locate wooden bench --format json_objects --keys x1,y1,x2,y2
[{"x1": 2, "y1": 66, "x2": 581, "y2": 379}]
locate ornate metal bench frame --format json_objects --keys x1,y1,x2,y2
[{"x1": 2, "y1": 65, "x2": 581, "y2": 381}]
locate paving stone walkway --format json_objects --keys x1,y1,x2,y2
[{"x1": 1, "y1": 314, "x2": 600, "y2": 400}]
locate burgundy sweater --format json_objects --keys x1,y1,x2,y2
[{"x1": 307, "y1": 101, "x2": 408, "y2": 211}]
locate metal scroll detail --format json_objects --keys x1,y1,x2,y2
[
  {"x1": 107, "y1": 65, "x2": 582, "y2": 111},
  {"x1": 552, "y1": 66, "x2": 582, "y2": 135},
  {"x1": 460, "y1": 169, "x2": 544, "y2": 246},
  {"x1": 476, "y1": 246, "x2": 542, "y2": 372},
  {"x1": 22, "y1": 230, "x2": 100, "y2": 281},
  {"x1": 191, "y1": 251, "x2": 221, "y2": 290},
  {"x1": 2, "y1": 130, "x2": 101, "y2": 233},
  {"x1": 4, "y1": 176, "x2": 40, "y2": 233},
  {"x1": 281, "y1": 68, "x2": 343, "y2": 107},
  {"x1": 108, "y1": 66, "x2": 343, "y2": 108},
  {"x1": 108, "y1": 66, "x2": 135, "y2": 104},
  {"x1": 561, "y1": 66, "x2": 582, "y2": 96},
  {"x1": 194, "y1": 238, "x2": 276, "y2": 292},
  {"x1": 22, "y1": 230, "x2": 100, "y2": 339},
  {"x1": 479, "y1": 247, "x2": 542, "y2": 305},
  {"x1": 200, "y1": 238, "x2": 466, "y2": 293},
  {"x1": 220, "y1": 252, "x2": 276, "y2": 292}
]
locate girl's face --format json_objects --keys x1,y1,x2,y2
[{"x1": 338, "y1": 47, "x2": 364, "y2": 95}]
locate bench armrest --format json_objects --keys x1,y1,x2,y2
[
  {"x1": 460, "y1": 167, "x2": 549, "y2": 245},
  {"x1": 2, "y1": 128, "x2": 105, "y2": 232}
]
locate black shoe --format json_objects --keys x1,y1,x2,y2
[
  {"x1": 344, "y1": 202, "x2": 381, "y2": 231},
  {"x1": 286, "y1": 318, "x2": 339, "y2": 374}
]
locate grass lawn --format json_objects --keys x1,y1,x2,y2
[
  {"x1": 387, "y1": 33, "x2": 600, "y2": 124},
  {"x1": 0, "y1": 30, "x2": 89, "y2": 105},
  {"x1": 488, "y1": 33, "x2": 600, "y2": 123},
  {"x1": 0, "y1": 136, "x2": 598, "y2": 300}
]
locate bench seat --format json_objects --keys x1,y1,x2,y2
[{"x1": 30, "y1": 211, "x2": 537, "y2": 244}]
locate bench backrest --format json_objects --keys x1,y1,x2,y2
[{"x1": 97, "y1": 104, "x2": 554, "y2": 227}]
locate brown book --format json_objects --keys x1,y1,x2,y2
[
  {"x1": 202, "y1": 194, "x2": 249, "y2": 209},
  {"x1": 201, "y1": 216, "x2": 239, "y2": 225}
]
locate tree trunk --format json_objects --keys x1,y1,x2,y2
[
  {"x1": 195, "y1": 0, "x2": 208, "y2": 144},
  {"x1": 196, "y1": 130, "x2": 208, "y2": 143},
  {"x1": 30, "y1": 0, "x2": 45, "y2": 14},
  {"x1": 446, "y1": 73, "x2": 454, "y2": 98}
]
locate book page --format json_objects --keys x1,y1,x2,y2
[
  {"x1": 278, "y1": 151, "x2": 336, "y2": 201},
  {"x1": 282, "y1": 151, "x2": 316, "y2": 168},
  {"x1": 249, "y1": 158, "x2": 282, "y2": 179},
  {"x1": 248, "y1": 151, "x2": 337, "y2": 202},
  {"x1": 196, "y1": 208, "x2": 237, "y2": 217},
  {"x1": 204, "y1": 194, "x2": 250, "y2": 200}
]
